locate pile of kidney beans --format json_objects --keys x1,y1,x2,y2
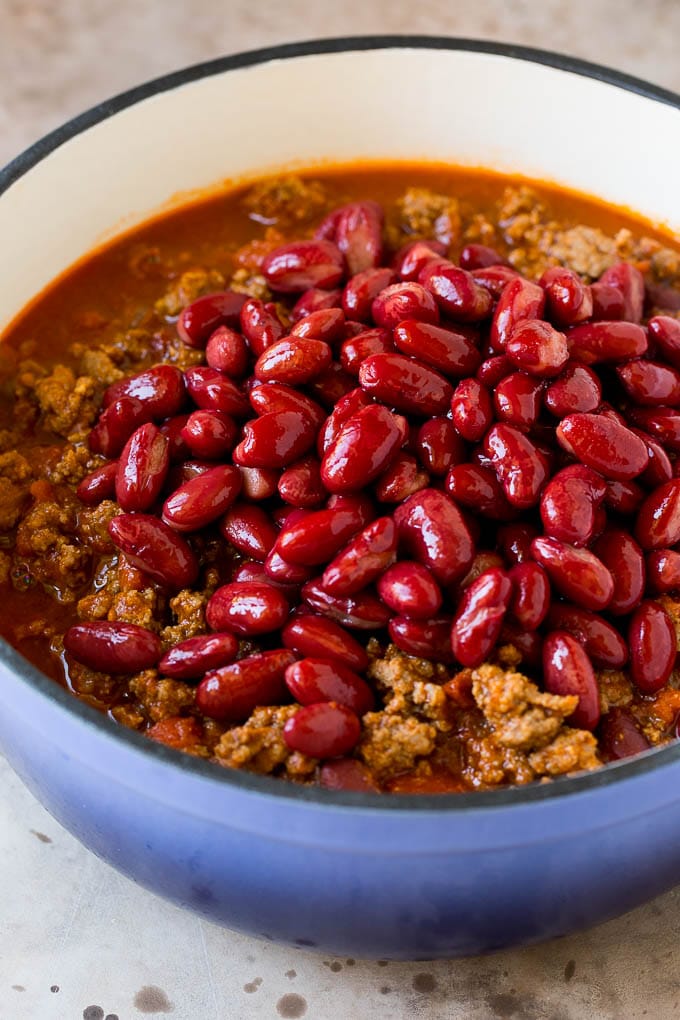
[{"x1": 63, "y1": 198, "x2": 680, "y2": 766}]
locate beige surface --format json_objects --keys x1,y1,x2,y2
[{"x1": 1, "y1": 3, "x2": 680, "y2": 1019}]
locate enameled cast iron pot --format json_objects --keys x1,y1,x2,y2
[{"x1": 0, "y1": 38, "x2": 679, "y2": 959}]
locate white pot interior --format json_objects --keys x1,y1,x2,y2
[{"x1": 1, "y1": 45, "x2": 679, "y2": 334}]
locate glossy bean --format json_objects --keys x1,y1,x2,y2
[
  {"x1": 556, "y1": 413, "x2": 648, "y2": 480},
  {"x1": 64, "y1": 621, "x2": 162, "y2": 673},
  {"x1": 159, "y1": 632, "x2": 239, "y2": 680},
  {"x1": 108, "y1": 513, "x2": 198, "y2": 589},
  {"x1": 283, "y1": 702, "x2": 361, "y2": 758},
  {"x1": 281, "y1": 615, "x2": 369, "y2": 671},
  {"x1": 542, "y1": 632, "x2": 600, "y2": 730},
  {"x1": 321, "y1": 404, "x2": 405, "y2": 493},
  {"x1": 196, "y1": 649, "x2": 295, "y2": 721},
  {"x1": 115, "y1": 423, "x2": 169, "y2": 512},
  {"x1": 233, "y1": 410, "x2": 317, "y2": 468},
  {"x1": 162, "y1": 464, "x2": 241, "y2": 532},
  {"x1": 359, "y1": 352, "x2": 453, "y2": 417},
  {"x1": 285, "y1": 658, "x2": 374, "y2": 715},
  {"x1": 450, "y1": 567, "x2": 513, "y2": 667},
  {"x1": 543, "y1": 363, "x2": 602, "y2": 417},
  {"x1": 628, "y1": 600, "x2": 677, "y2": 694},
  {"x1": 322, "y1": 517, "x2": 397, "y2": 596},
  {"x1": 388, "y1": 615, "x2": 455, "y2": 663},
  {"x1": 530, "y1": 536, "x2": 614, "y2": 611},
  {"x1": 377, "y1": 561, "x2": 442, "y2": 619},
  {"x1": 591, "y1": 527, "x2": 646, "y2": 615},
  {"x1": 546, "y1": 603, "x2": 628, "y2": 667},
  {"x1": 262, "y1": 240, "x2": 344, "y2": 293},
  {"x1": 394, "y1": 488, "x2": 474, "y2": 585}
]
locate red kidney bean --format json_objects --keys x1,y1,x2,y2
[
  {"x1": 546, "y1": 603, "x2": 628, "y2": 667},
  {"x1": 308, "y1": 362, "x2": 356, "y2": 407},
  {"x1": 499, "y1": 621, "x2": 543, "y2": 668},
  {"x1": 388, "y1": 615, "x2": 455, "y2": 663},
  {"x1": 556, "y1": 413, "x2": 648, "y2": 480},
  {"x1": 450, "y1": 567, "x2": 512, "y2": 667},
  {"x1": 103, "y1": 366, "x2": 186, "y2": 422},
  {"x1": 648, "y1": 315, "x2": 680, "y2": 369},
  {"x1": 159, "y1": 632, "x2": 239, "y2": 680},
  {"x1": 476, "y1": 355, "x2": 514, "y2": 388},
  {"x1": 630, "y1": 429, "x2": 673, "y2": 488},
  {"x1": 264, "y1": 548, "x2": 315, "y2": 586},
  {"x1": 490, "y1": 277, "x2": 545, "y2": 351},
  {"x1": 359, "y1": 352, "x2": 453, "y2": 416},
  {"x1": 115, "y1": 423, "x2": 169, "y2": 512},
  {"x1": 291, "y1": 287, "x2": 343, "y2": 322},
  {"x1": 176, "y1": 290, "x2": 246, "y2": 348},
  {"x1": 530, "y1": 536, "x2": 614, "y2": 611},
  {"x1": 262, "y1": 240, "x2": 344, "y2": 293},
  {"x1": 567, "y1": 321, "x2": 648, "y2": 364},
  {"x1": 317, "y1": 388, "x2": 372, "y2": 455},
  {"x1": 340, "y1": 328, "x2": 395, "y2": 375},
  {"x1": 162, "y1": 464, "x2": 241, "y2": 532},
  {"x1": 484, "y1": 424, "x2": 547, "y2": 509},
  {"x1": 371, "y1": 282, "x2": 439, "y2": 329},
  {"x1": 635, "y1": 479, "x2": 680, "y2": 550},
  {"x1": 459, "y1": 243, "x2": 508, "y2": 271},
  {"x1": 417, "y1": 418, "x2": 465, "y2": 476},
  {"x1": 205, "y1": 325, "x2": 249, "y2": 377},
  {"x1": 626, "y1": 407, "x2": 680, "y2": 452},
  {"x1": 539, "y1": 266, "x2": 593, "y2": 326},
  {"x1": 505, "y1": 319, "x2": 569, "y2": 378},
  {"x1": 392, "y1": 320, "x2": 481, "y2": 378},
  {"x1": 89, "y1": 396, "x2": 152, "y2": 458},
  {"x1": 617, "y1": 360, "x2": 680, "y2": 407},
  {"x1": 322, "y1": 517, "x2": 397, "y2": 596},
  {"x1": 239, "y1": 298, "x2": 284, "y2": 356},
  {"x1": 76, "y1": 461, "x2": 118, "y2": 505},
  {"x1": 220, "y1": 502, "x2": 278, "y2": 562},
  {"x1": 167, "y1": 461, "x2": 213, "y2": 488},
  {"x1": 249, "y1": 381, "x2": 326, "y2": 431},
  {"x1": 590, "y1": 527, "x2": 645, "y2": 615},
  {"x1": 64, "y1": 621, "x2": 162, "y2": 673},
  {"x1": 184, "y1": 366, "x2": 249, "y2": 417},
  {"x1": 377, "y1": 561, "x2": 442, "y2": 619},
  {"x1": 291, "y1": 307, "x2": 346, "y2": 345},
  {"x1": 108, "y1": 513, "x2": 198, "y2": 589},
  {"x1": 317, "y1": 201, "x2": 384, "y2": 276},
  {"x1": 445, "y1": 463, "x2": 516, "y2": 520},
  {"x1": 301, "y1": 581, "x2": 392, "y2": 630},
  {"x1": 342, "y1": 267, "x2": 396, "y2": 322},
  {"x1": 493, "y1": 372, "x2": 543, "y2": 429},
  {"x1": 320, "y1": 404, "x2": 405, "y2": 494},
  {"x1": 197, "y1": 649, "x2": 295, "y2": 722},
  {"x1": 159, "y1": 414, "x2": 192, "y2": 462},
  {"x1": 319, "y1": 757, "x2": 380, "y2": 791},
  {"x1": 180, "y1": 410, "x2": 237, "y2": 460},
  {"x1": 326, "y1": 493, "x2": 375, "y2": 527},
  {"x1": 604, "y1": 479, "x2": 644, "y2": 516},
  {"x1": 471, "y1": 264, "x2": 520, "y2": 299},
  {"x1": 543, "y1": 363, "x2": 602, "y2": 417},
  {"x1": 598, "y1": 262, "x2": 645, "y2": 323},
  {"x1": 497, "y1": 522, "x2": 540, "y2": 565},
  {"x1": 374, "y1": 453, "x2": 430, "y2": 503},
  {"x1": 206, "y1": 581, "x2": 289, "y2": 636},
  {"x1": 283, "y1": 701, "x2": 361, "y2": 758},
  {"x1": 450, "y1": 378, "x2": 493, "y2": 441},
  {"x1": 238, "y1": 465, "x2": 279, "y2": 501},
  {"x1": 646, "y1": 549, "x2": 680, "y2": 594},
  {"x1": 275, "y1": 501, "x2": 369, "y2": 567},
  {"x1": 539, "y1": 464, "x2": 606, "y2": 546},
  {"x1": 277, "y1": 456, "x2": 326, "y2": 508},
  {"x1": 394, "y1": 488, "x2": 474, "y2": 585},
  {"x1": 233, "y1": 410, "x2": 316, "y2": 469},
  {"x1": 419, "y1": 262, "x2": 493, "y2": 322},
  {"x1": 456, "y1": 550, "x2": 504, "y2": 593},
  {"x1": 282, "y1": 615, "x2": 369, "y2": 671},
  {"x1": 390, "y1": 239, "x2": 444, "y2": 279},
  {"x1": 628, "y1": 600, "x2": 677, "y2": 694},
  {"x1": 508, "y1": 562, "x2": 550, "y2": 630},
  {"x1": 599, "y1": 707, "x2": 651, "y2": 761},
  {"x1": 590, "y1": 281, "x2": 626, "y2": 320},
  {"x1": 542, "y1": 631, "x2": 600, "y2": 730},
  {"x1": 254, "y1": 336, "x2": 332, "y2": 386},
  {"x1": 285, "y1": 658, "x2": 374, "y2": 715}
]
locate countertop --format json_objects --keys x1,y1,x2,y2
[{"x1": 1, "y1": 2, "x2": 680, "y2": 1018}]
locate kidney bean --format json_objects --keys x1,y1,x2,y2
[
  {"x1": 180, "y1": 410, "x2": 236, "y2": 460},
  {"x1": 204, "y1": 325, "x2": 249, "y2": 377},
  {"x1": 493, "y1": 372, "x2": 543, "y2": 429},
  {"x1": 233, "y1": 410, "x2": 316, "y2": 469},
  {"x1": 162, "y1": 464, "x2": 241, "y2": 533},
  {"x1": 630, "y1": 429, "x2": 673, "y2": 488},
  {"x1": 546, "y1": 603, "x2": 628, "y2": 667},
  {"x1": 508, "y1": 562, "x2": 549, "y2": 630},
  {"x1": 238, "y1": 465, "x2": 279, "y2": 502},
  {"x1": 628, "y1": 600, "x2": 677, "y2": 694},
  {"x1": 275, "y1": 500, "x2": 368, "y2": 567},
  {"x1": 317, "y1": 388, "x2": 372, "y2": 456},
  {"x1": 77, "y1": 461, "x2": 118, "y2": 505},
  {"x1": 340, "y1": 328, "x2": 395, "y2": 375},
  {"x1": 388, "y1": 615, "x2": 455, "y2": 663},
  {"x1": 567, "y1": 321, "x2": 648, "y2": 364},
  {"x1": 542, "y1": 632, "x2": 600, "y2": 730},
  {"x1": 262, "y1": 240, "x2": 344, "y2": 294},
  {"x1": 471, "y1": 264, "x2": 520, "y2": 299},
  {"x1": 157, "y1": 414, "x2": 191, "y2": 463},
  {"x1": 317, "y1": 201, "x2": 384, "y2": 276},
  {"x1": 340, "y1": 267, "x2": 396, "y2": 323},
  {"x1": 450, "y1": 378, "x2": 493, "y2": 441},
  {"x1": 281, "y1": 615, "x2": 369, "y2": 671},
  {"x1": 264, "y1": 548, "x2": 315, "y2": 586},
  {"x1": 374, "y1": 453, "x2": 430, "y2": 503},
  {"x1": 648, "y1": 315, "x2": 680, "y2": 369},
  {"x1": 219, "y1": 503, "x2": 277, "y2": 562},
  {"x1": 238, "y1": 298, "x2": 285, "y2": 356},
  {"x1": 459, "y1": 243, "x2": 508, "y2": 271},
  {"x1": 290, "y1": 307, "x2": 346, "y2": 346},
  {"x1": 445, "y1": 463, "x2": 516, "y2": 520},
  {"x1": 64, "y1": 621, "x2": 162, "y2": 673},
  {"x1": 497, "y1": 522, "x2": 540, "y2": 565},
  {"x1": 377, "y1": 561, "x2": 442, "y2": 619},
  {"x1": 371, "y1": 282, "x2": 439, "y2": 329},
  {"x1": 394, "y1": 488, "x2": 474, "y2": 585},
  {"x1": 539, "y1": 464, "x2": 606, "y2": 546},
  {"x1": 115, "y1": 423, "x2": 169, "y2": 513},
  {"x1": 197, "y1": 649, "x2": 295, "y2": 722},
  {"x1": 285, "y1": 658, "x2": 374, "y2": 715},
  {"x1": 556, "y1": 413, "x2": 648, "y2": 480},
  {"x1": 89, "y1": 396, "x2": 152, "y2": 458},
  {"x1": 530, "y1": 536, "x2": 614, "y2": 611},
  {"x1": 322, "y1": 517, "x2": 397, "y2": 596},
  {"x1": 598, "y1": 262, "x2": 645, "y2": 323},
  {"x1": 326, "y1": 493, "x2": 375, "y2": 527},
  {"x1": 276, "y1": 456, "x2": 325, "y2": 509},
  {"x1": 539, "y1": 266, "x2": 593, "y2": 326},
  {"x1": 308, "y1": 362, "x2": 356, "y2": 407},
  {"x1": 176, "y1": 290, "x2": 246, "y2": 348},
  {"x1": 626, "y1": 407, "x2": 680, "y2": 452},
  {"x1": 302, "y1": 581, "x2": 392, "y2": 630},
  {"x1": 455, "y1": 552, "x2": 505, "y2": 597},
  {"x1": 320, "y1": 404, "x2": 405, "y2": 495},
  {"x1": 102, "y1": 364, "x2": 183, "y2": 418},
  {"x1": 206, "y1": 581, "x2": 289, "y2": 636},
  {"x1": 450, "y1": 567, "x2": 512, "y2": 667},
  {"x1": 484, "y1": 424, "x2": 547, "y2": 509},
  {"x1": 476, "y1": 355, "x2": 514, "y2": 388},
  {"x1": 108, "y1": 513, "x2": 198, "y2": 589},
  {"x1": 604, "y1": 479, "x2": 644, "y2": 516},
  {"x1": 499, "y1": 621, "x2": 543, "y2": 668},
  {"x1": 590, "y1": 281, "x2": 626, "y2": 321},
  {"x1": 419, "y1": 262, "x2": 493, "y2": 322},
  {"x1": 159, "y1": 632, "x2": 239, "y2": 680},
  {"x1": 283, "y1": 702, "x2": 361, "y2": 758},
  {"x1": 359, "y1": 353, "x2": 452, "y2": 417},
  {"x1": 183, "y1": 366, "x2": 249, "y2": 418},
  {"x1": 392, "y1": 320, "x2": 481, "y2": 379},
  {"x1": 617, "y1": 360, "x2": 680, "y2": 407},
  {"x1": 599, "y1": 707, "x2": 651, "y2": 761},
  {"x1": 254, "y1": 336, "x2": 332, "y2": 386},
  {"x1": 319, "y1": 757, "x2": 380, "y2": 791},
  {"x1": 634, "y1": 478, "x2": 680, "y2": 554},
  {"x1": 588, "y1": 527, "x2": 645, "y2": 616},
  {"x1": 543, "y1": 363, "x2": 602, "y2": 417},
  {"x1": 392, "y1": 239, "x2": 446, "y2": 281},
  {"x1": 291, "y1": 287, "x2": 343, "y2": 322},
  {"x1": 490, "y1": 277, "x2": 545, "y2": 351},
  {"x1": 249, "y1": 382, "x2": 326, "y2": 432},
  {"x1": 504, "y1": 319, "x2": 569, "y2": 379},
  {"x1": 166, "y1": 461, "x2": 213, "y2": 490},
  {"x1": 646, "y1": 549, "x2": 680, "y2": 594},
  {"x1": 416, "y1": 418, "x2": 465, "y2": 477}
]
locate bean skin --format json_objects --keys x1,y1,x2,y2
[
  {"x1": 599, "y1": 708, "x2": 651, "y2": 761},
  {"x1": 159, "y1": 632, "x2": 239, "y2": 680},
  {"x1": 197, "y1": 649, "x2": 295, "y2": 722},
  {"x1": 388, "y1": 615, "x2": 456, "y2": 663},
  {"x1": 283, "y1": 702, "x2": 361, "y2": 758},
  {"x1": 276, "y1": 502, "x2": 369, "y2": 566},
  {"x1": 546, "y1": 603, "x2": 628, "y2": 668},
  {"x1": 321, "y1": 404, "x2": 405, "y2": 493},
  {"x1": 377, "y1": 561, "x2": 443, "y2": 619},
  {"x1": 542, "y1": 631, "x2": 600, "y2": 730},
  {"x1": 322, "y1": 517, "x2": 397, "y2": 596},
  {"x1": 281, "y1": 615, "x2": 369, "y2": 672},
  {"x1": 206, "y1": 582, "x2": 290, "y2": 636},
  {"x1": 484, "y1": 424, "x2": 547, "y2": 509},
  {"x1": 592, "y1": 528, "x2": 645, "y2": 615},
  {"x1": 162, "y1": 464, "x2": 242, "y2": 532},
  {"x1": 635, "y1": 479, "x2": 680, "y2": 550},
  {"x1": 359, "y1": 352, "x2": 453, "y2": 416},
  {"x1": 556, "y1": 413, "x2": 648, "y2": 481},
  {"x1": 628, "y1": 601, "x2": 677, "y2": 694},
  {"x1": 64, "y1": 621, "x2": 162, "y2": 674},
  {"x1": 233, "y1": 410, "x2": 317, "y2": 469},
  {"x1": 262, "y1": 240, "x2": 344, "y2": 293},
  {"x1": 530, "y1": 536, "x2": 614, "y2": 611},
  {"x1": 450, "y1": 567, "x2": 513, "y2": 667},
  {"x1": 285, "y1": 658, "x2": 375, "y2": 715},
  {"x1": 108, "y1": 513, "x2": 198, "y2": 589},
  {"x1": 394, "y1": 488, "x2": 474, "y2": 585}
]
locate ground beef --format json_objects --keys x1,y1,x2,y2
[
  {"x1": 14, "y1": 495, "x2": 91, "y2": 601},
  {"x1": 386, "y1": 187, "x2": 461, "y2": 249},
  {"x1": 128, "y1": 670, "x2": 195, "y2": 723},
  {"x1": 30, "y1": 365, "x2": 99, "y2": 436},
  {"x1": 154, "y1": 268, "x2": 226, "y2": 319},
  {"x1": 242, "y1": 175, "x2": 329, "y2": 227},
  {"x1": 214, "y1": 705, "x2": 316, "y2": 779},
  {"x1": 0, "y1": 451, "x2": 32, "y2": 529},
  {"x1": 76, "y1": 500, "x2": 119, "y2": 553},
  {"x1": 358, "y1": 711, "x2": 438, "y2": 782},
  {"x1": 159, "y1": 588, "x2": 210, "y2": 647},
  {"x1": 598, "y1": 669, "x2": 634, "y2": 712},
  {"x1": 46, "y1": 441, "x2": 98, "y2": 486},
  {"x1": 73, "y1": 345, "x2": 125, "y2": 387},
  {"x1": 472, "y1": 663, "x2": 579, "y2": 751},
  {"x1": 367, "y1": 642, "x2": 452, "y2": 732}
]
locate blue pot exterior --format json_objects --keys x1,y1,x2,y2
[{"x1": 2, "y1": 655, "x2": 680, "y2": 959}]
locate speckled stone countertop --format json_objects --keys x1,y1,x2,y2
[{"x1": 2, "y1": 3, "x2": 680, "y2": 1018}]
